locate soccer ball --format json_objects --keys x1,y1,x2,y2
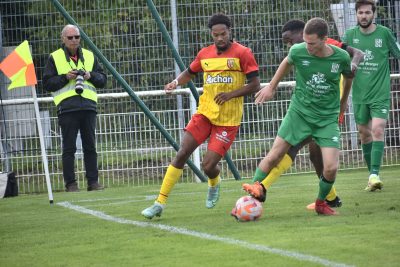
[{"x1": 232, "y1": 196, "x2": 263, "y2": 222}]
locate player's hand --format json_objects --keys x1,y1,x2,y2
[
  {"x1": 164, "y1": 80, "x2": 178, "y2": 94},
  {"x1": 351, "y1": 62, "x2": 358, "y2": 75},
  {"x1": 339, "y1": 100, "x2": 348, "y2": 123},
  {"x1": 338, "y1": 112, "x2": 345, "y2": 125},
  {"x1": 255, "y1": 84, "x2": 275, "y2": 105},
  {"x1": 214, "y1": 92, "x2": 231, "y2": 105}
]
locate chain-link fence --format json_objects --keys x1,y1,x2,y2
[{"x1": 1, "y1": 0, "x2": 399, "y2": 193}]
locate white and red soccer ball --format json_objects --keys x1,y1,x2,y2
[{"x1": 231, "y1": 196, "x2": 263, "y2": 222}]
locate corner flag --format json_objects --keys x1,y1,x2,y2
[{"x1": 0, "y1": 40, "x2": 37, "y2": 90}]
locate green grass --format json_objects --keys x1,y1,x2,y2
[{"x1": 1, "y1": 167, "x2": 399, "y2": 267}]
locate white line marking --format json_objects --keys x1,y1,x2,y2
[{"x1": 57, "y1": 201, "x2": 355, "y2": 267}]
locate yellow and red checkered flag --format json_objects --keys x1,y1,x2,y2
[{"x1": 0, "y1": 40, "x2": 37, "y2": 90}]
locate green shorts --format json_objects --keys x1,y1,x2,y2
[
  {"x1": 353, "y1": 100, "x2": 390, "y2": 125},
  {"x1": 278, "y1": 109, "x2": 341, "y2": 148}
]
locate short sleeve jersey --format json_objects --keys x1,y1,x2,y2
[
  {"x1": 189, "y1": 42, "x2": 259, "y2": 126},
  {"x1": 343, "y1": 24, "x2": 400, "y2": 104},
  {"x1": 287, "y1": 43, "x2": 352, "y2": 123}
]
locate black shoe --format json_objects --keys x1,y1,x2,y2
[
  {"x1": 65, "y1": 182, "x2": 79, "y2": 192},
  {"x1": 326, "y1": 196, "x2": 342, "y2": 208},
  {"x1": 87, "y1": 182, "x2": 104, "y2": 191}
]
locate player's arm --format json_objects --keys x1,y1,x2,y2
[
  {"x1": 255, "y1": 57, "x2": 291, "y2": 105},
  {"x1": 164, "y1": 69, "x2": 195, "y2": 94},
  {"x1": 344, "y1": 45, "x2": 364, "y2": 74},
  {"x1": 214, "y1": 73, "x2": 260, "y2": 105},
  {"x1": 340, "y1": 72, "x2": 354, "y2": 117},
  {"x1": 388, "y1": 30, "x2": 400, "y2": 59}
]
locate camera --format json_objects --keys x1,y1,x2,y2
[{"x1": 74, "y1": 70, "x2": 86, "y2": 94}]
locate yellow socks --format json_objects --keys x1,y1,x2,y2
[
  {"x1": 261, "y1": 154, "x2": 293, "y2": 189},
  {"x1": 208, "y1": 175, "x2": 221, "y2": 187},
  {"x1": 156, "y1": 165, "x2": 183, "y2": 205},
  {"x1": 325, "y1": 186, "x2": 337, "y2": 201}
]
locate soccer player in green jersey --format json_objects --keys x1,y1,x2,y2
[
  {"x1": 240, "y1": 18, "x2": 354, "y2": 216},
  {"x1": 251, "y1": 19, "x2": 365, "y2": 211},
  {"x1": 343, "y1": 0, "x2": 400, "y2": 191}
]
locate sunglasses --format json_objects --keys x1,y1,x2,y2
[{"x1": 66, "y1": 35, "x2": 80, "y2": 40}]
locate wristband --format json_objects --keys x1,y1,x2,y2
[{"x1": 173, "y1": 79, "x2": 179, "y2": 86}]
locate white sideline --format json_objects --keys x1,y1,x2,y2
[{"x1": 57, "y1": 201, "x2": 354, "y2": 267}]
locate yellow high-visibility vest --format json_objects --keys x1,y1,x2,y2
[{"x1": 51, "y1": 48, "x2": 97, "y2": 106}]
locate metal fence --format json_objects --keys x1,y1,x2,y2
[{"x1": 1, "y1": 0, "x2": 399, "y2": 193}]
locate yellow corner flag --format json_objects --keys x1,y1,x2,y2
[{"x1": 0, "y1": 40, "x2": 37, "y2": 90}]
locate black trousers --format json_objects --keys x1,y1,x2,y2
[{"x1": 58, "y1": 110, "x2": 98, "y2": 186}]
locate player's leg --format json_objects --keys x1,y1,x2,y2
[
  {"x1": 307, "y1": 141, "x2": 342, "y2": 209},
  {"x1": 365, "y1": 100, "x2": 390, "y2": 191},
  {"x1": 365, "y1": 117, "x2": 386, "y2": 191},
  {"x1": 245, "y1": 109, "x2": 311, "y2": 202},
  {"x1": 142, "y1": 114, "x2": 210, "y2": 219},
  {"x1": 354, "y1": 103, "x2": 375, "y2": 185},
  {"x1": 312, "y1": 122, "x2": 340, "y2": 215},
  {"x1": 243, "y1": 136, "x2": 291, "y2": 202},
  {"x1": 254, "y1": 137, "x2": 312, "y2": 189},
  {"x1": 355, "y1": 102, "x2": 388, "y2": 191},
  {"x1": 315, "y1": 146, "x2": 340, "y2": 215},
  {"x1": 308, "y1": 140, "x2": 323, "y2": 177},
  {"x1": 204, "y1": 124, "x2": 239, "y2": 208}
]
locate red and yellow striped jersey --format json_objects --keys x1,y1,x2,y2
[{"x1": 189, "y1": 42, "x2": 259, "y2": 126}]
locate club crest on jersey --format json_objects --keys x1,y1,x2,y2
[
  {"x1": 227, "y1": 58, "x2": 235, "y2": 69},
  {"x1": 375, "y1": 39, "x2": 383, "y2": 47},
  {"x1": 331, "y1": 63, "x2": 340, "y2": 73}
]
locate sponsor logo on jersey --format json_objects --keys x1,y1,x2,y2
[
  {"x1": 206, "y1": 74, "x2": 233, "y2": 84},
  {"x1": 310, "y1": 72, "x2": 326, "y2": 85},
  {"x1": 375, "y1": 39, "x2": 383, "y2": 47},
  {"x1": 302, "y1": 60, "x2": 310, "y2": 66},
  {"x1": 331, "y1": 63, "x2": 340, "y2": 73},
  {"x1": 227, "y1": 59, "x2": 235, "y2": 69},
  {"x1": 364, "y1": 50, "x2": 374, "y2": 61},
  {"x1": 353, "y1": 38, "x2": 360, "y2": 44}
]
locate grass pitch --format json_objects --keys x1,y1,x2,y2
[{"x1": 0, "y1": 167, "x2": 399, "y2": 267}]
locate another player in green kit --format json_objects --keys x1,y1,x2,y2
[{"x1": 343, "y1": 0, "x2": 400, "y2": 191}]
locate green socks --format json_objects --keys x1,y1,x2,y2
[
  {"x1": 370, "y1": 141, "x2": 384, "y2": 175},
  {"x1": 317, "y1": 175, "x2": 334, "y2": 201},
  {"x1": 252, "y1": 167, "x2": 268, "y2": 183},
  {"x1": 362, "y1": 142, "x2": 373, "y2": 172}
]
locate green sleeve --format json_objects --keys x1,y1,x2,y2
[
  {"x1": 387, "y1": 29, "x2": 400, "y2": 59},
  {"x1": 287, "y1": 46, "x2": 294, "y2": 65}
]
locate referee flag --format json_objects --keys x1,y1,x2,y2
[{"x1": 0, "y1": 40, "x2": 37, "y2": 90}]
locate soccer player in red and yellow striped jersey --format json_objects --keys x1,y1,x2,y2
[{"x1": 142, "y1": 13, "x2": 260, "y2": 219}]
